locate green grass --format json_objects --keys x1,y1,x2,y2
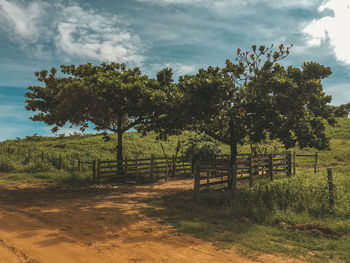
[
  {"x1": 0, "y1": 170, "x2": 93, "y2": 186},
  {"x1": 0, "y1": 131, "x2": 198, "y2": 184},
  {"x1": 143, "y1": 171, "x2": 350, "y2": 262},
  {"x1": 0, "y1": 118, "x2": 350, "y2": 261}
]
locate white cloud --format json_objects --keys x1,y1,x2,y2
[
  {"x1": 54, "y1": 3, "x2": 143, "y2": 64},
  {"x1": 137, "y1": 0, "x2": 318, "y2": 8},
  {"x1": 303, "y1": 0, "x2": 350, "y2": 64},
  {"x1": 0, "y1": 0, "x2": 43, "y2": 40},
  {"x1": 325, "y1": 83, "x2": 350, "y2": 105},
  {"x1": 0, "y1": 0, "x2": 144, "y2": 64},
  {"x1": 42, "y1": 126, "x2": 87, "y2": 136},
  {"x1": 146, "y1": 62, "x2": 197, "y2": 79},
  {"x1": 167, "y1": 62, "x2": 197, "y2": 76}
]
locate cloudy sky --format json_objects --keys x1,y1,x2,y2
[{"x1": 0, "y1": 0, "x2": 350, "y2": 140}]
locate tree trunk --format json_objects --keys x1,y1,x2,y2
[
  {"x1": 228, "y1": 120, "x2": 238, "y2": 190},
  {"x1": 117, "y1": 128, "x2": 124, "y2": 176},
  {"x1": 229, "y1": 141, "x2": 238, "y2": 190}
]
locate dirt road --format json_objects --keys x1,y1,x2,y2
[{"x1": 0, "y1": 179, "x2": 303, "y2": 263}]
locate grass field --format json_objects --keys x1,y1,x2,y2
[{"x1": 0, "y1": 118, "x2": 349, "y2": 262}]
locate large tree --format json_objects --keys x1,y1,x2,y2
[
  {"x1": 25, "y1": 62, "x2": 176, "y2": 173},
  {"x1": 150, "y1": 45, "x2": 334, "y2": 189}
]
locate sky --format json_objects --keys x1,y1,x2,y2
[{"x1": 0, "y1": 0, "x2": 350, "y2": 141}]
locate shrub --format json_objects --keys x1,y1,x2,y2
[
  {"x1": 0, "y1": 157, "x2": 16, "y2": 172},
  {"x1": 183, "y1": 134, "x2": 222, "y2": 162}
]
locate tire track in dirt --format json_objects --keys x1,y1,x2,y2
[{"x1": 0, "y1": 238, "x2": 38, "y2": 263}]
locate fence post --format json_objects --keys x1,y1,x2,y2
[
  {"x1": 28, "y1": 149, "x2": 31, "y2": 162},
  {"x1": 190, "y1": 158, "x2": 193, "y2": 175},
  {"x1": 206, "y1": 160, "x2": 210, "y2": 189},
  {"x1": 194, "y1": 160, "x2": 200, "y2": 192},
  {"x1": 210, "y1": 155, "x2": 216, "y2": 177},
  {"x1": 78, "y1": 158, "x2": 81, "y2": 172},
  {"x1": 166, "y1": 157, "x2": 169, "y2": 179},
  {"x1": 314, "y1": 152, "x2": 318, "y2": 174},
  {"x1": 269, "y1": 154, "x2": 274, "y2": 181},
  {"x1": 287, "y1": 151, "x2": 292, "y2": 177},
  {"x1": 182, "y1": 154, "x2": 185, "y2": 176},
  {"x1": 327, "y1": 168, "x2": 335, "y2": 215},
  {"x1": 41, "y1": 151, "x2": 44, "y2": 162},
  {"x1": 249, "y1": 154, "x2": 253, "y2": 187},
  {"x1": 124, "y1": 158, "x2": 128, "y2": 177},
  {"x1": 97, "y1": 159, "x2": 101, "y2": 183},
  {"x1": 293, "y1": 151, "x2": 296, "y2": 175},
  {"x1": 172, "y1": 155, "x2": 176, "y2": 177},
  {"x1": 136, "y1": 157, "x2": 139, "y2": 184},
  {"x1": 231, "y1": 163, "x2": 237, "y2": 189},
  {"x1": 150, "y1": 156, "x2": 154, "y2": 180},
  {"x1": 92, "y1": 160, "x2": 96, "y2": 182}
]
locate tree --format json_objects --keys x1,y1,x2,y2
[
  {"x1": 154, "y1": 44, "x2": 334, "y2": 189},
  {"x1": 25, "y1": 62, "x2": 176, "y2": 174},
  {"x1": 333, "y1": 102, "x2": 350, "y2": 117}
]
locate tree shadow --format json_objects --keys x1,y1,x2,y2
[{"x1": 0, "y1": 180, "x2": 203, "y2": 249}]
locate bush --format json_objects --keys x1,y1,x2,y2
[
  {"x1": 183, "y1": 134, "x2": 222, "y2": 162},
  {"x1": 0, "y1": 157, "x2": 16, "y2": 172}
]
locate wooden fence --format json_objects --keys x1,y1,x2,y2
[
  {"x1": 0, "y1": 142, "x2": 318, "y2": 185},
  {"x1": 293, "y1": 152, "x2": 318, "y2": 174},
  {"x1": 94, "y1": 156, "x2": 192, "y2": 183},
  {"x1": 194, "y1": 152, "x2": 292, "y2": 192}
]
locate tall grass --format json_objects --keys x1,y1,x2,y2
[{"x1": 144, "y1": 170, "x2": 350, "y2": 262}]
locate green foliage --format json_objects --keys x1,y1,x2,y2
[
  {"x1": 25, "y1": 63, "x2": 179, "y2": 163},
  {"x1": 333, "y1": 102, "x2": 350, "y2": 117},
  {"x1": 156, "y1": 45, "x2": 334, "y2": 169},
  {"x1": 0, "y1": 156, "x2": 16, "y2": 172},
  {"x1": 182, "y1": 134, "x2": 222, "y2": 162}
]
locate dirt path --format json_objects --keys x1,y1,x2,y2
[{"x1": 0, "y1": 179, "x2": 303, "y2": 263}]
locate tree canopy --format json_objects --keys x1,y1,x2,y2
[
  {"x1": 333, "y1": 102, "x2": 350, "y2": 117},
  {"x1": 25, "y1": 62, "x2": 179, "y2": 169},
  {"x1": 145, "y1": 44, "x2": 334, "y2": 188},
  {"x1": 25, "y1": 45, "x2": 335, "y2": 186}
]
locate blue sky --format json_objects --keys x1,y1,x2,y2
[{"x1": 0, "y1": 0, "x2": 350, "y2": 141}]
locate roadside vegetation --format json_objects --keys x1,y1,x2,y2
[{"x1": 141, "y1": 120, "x2": 350, "y2": 263}]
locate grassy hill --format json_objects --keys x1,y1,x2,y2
[{"x1": 0, "y1": 118, "x2": 349, "y2": 184}]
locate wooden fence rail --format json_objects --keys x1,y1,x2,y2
[
  {"x1": 93, "y1": 156, "x2": 192, "y2": 183},
  {"x1": 194, "y1": 152, "x2": 293, "y2": 192},
  {"x1": 0, "y1": 143, "x2": 318, "y2": 185},
  {"x1": 294, "y1": 152, "x2": 318, "y2": 174}
]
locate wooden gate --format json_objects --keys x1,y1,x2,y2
[{"x1": 194, "y1": 152, "x2": 292, "y2": 192}]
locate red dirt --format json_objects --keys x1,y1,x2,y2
[{"x1": 0, "y1": 179, "x2": 306, "y2": 263}]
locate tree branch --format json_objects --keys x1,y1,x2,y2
[
  {"x1": 203, "y1": 128, "x2": 229, "y2": 145},
  {"x1": 122, "y1": 117, "x2": 144, "y2": 133}
]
